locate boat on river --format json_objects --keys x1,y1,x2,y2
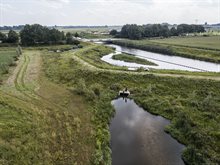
[{"x1": 119, "y1": 88, "x2": 130, "y2": 97}]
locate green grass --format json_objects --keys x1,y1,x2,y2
[
  {"x1": 111, "y1": 36, "x2": 220, "y2": 63},
  {"x1": 151, "y1": 36, "x2": 220, "y2": 50},
  {"x1": 43, "y1": 47, "x2": 220, "y2": 164},
  {"x1": 59, "y1": 27, "x2": 110, "y2": 34},
  {"x1": 0, "y1": 48, "x2": 95, "y2": 164},
  {"x1": 0, "y1": 48, "x2": 18, "y2": 81},
  {"x1": 112, "y1": 53, "x2": 157, "y2": 66},
  {"x1": 79, "y1": 32, "x2": 111, "y2": 39},
  {"x1": 74, "y1": 44, "x2": 128, "y2": 70},
  {"x1": 1, "y1": 43, "x2": 220, "y2": 164}
]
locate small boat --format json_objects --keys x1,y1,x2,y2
[{"x1": 118, "y1": 90, "x2": 130, "y2": 97}]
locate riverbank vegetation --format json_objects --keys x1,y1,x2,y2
[
  {"x1": 74, "y1": 44, "x2": 128, "y2": 70},
  {"x1": 110, "y1": 36, "x2": 220, "y2": 63},
  {"x1": 0, "y1": 46, "x2": 21, "y2": 83},
  {"x1": 42, "y1": 45, "x2": 220, "y2": 164},
  {"x1": 112, "y1": 53, "x2": 157, "y2": 66}
]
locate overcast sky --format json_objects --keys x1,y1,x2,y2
[{"x1": 0, "y1": 0, "x2": 219, "y2": 26}]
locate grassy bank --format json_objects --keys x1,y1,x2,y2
[
  {"x1": 0, "y1": 47, "x2": 20, "y2": 83},
  {"x1": 110, "y1": 37, "x2": 220, "y2": 63},
  {"x1": 43, "y1": 45, "x2": 220, "y2": 164},
  {"x1": 0, "y1": 48, "x2": 95, "y2": 164},
  {"x1": 74, "y1": 44, "x2": 128, "y2": 70},
  {"x1": 112, "y1": 53, "x2": 157, "y2": 66}
]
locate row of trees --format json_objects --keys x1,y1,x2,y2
[
  {"x1": 111, "y1": 24, "x2": 205, "y2": 39},
  {"x1": 0, "y1": 30, "x2": 19, "y2": 43},
  {"x1": 0, "y1": 24, "x2": 81, "y2": 46},
  {"x1": 20, "y1": 24, "x2": 66, "y2": 46}
]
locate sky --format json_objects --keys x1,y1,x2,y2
[{"x1": 0, "y1": 0, "x2": 219, "y2": 26}]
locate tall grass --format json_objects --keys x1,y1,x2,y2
[
  {"x1": 0, "y1": 48, "x2": 19, "y2": 76},
  {"x1": 43, "y1": 48, "x2": 220, "y2": 164}
]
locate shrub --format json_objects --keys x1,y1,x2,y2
[{"x1": 0, "y1": 64, "x2": 9, "y2": 74}]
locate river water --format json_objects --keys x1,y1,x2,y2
[
  {"x1": 110, "y1": 98, "x2": 185, "y2": 165},
  {"x1": 102, "y1": 44, "x2": 220, "y2": 72}
]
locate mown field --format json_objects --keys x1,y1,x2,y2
[
  {"x1": 0, "y1": 46, "x2": 96, "y2": 165},
  {"x1": 0, "y1": 42, "x2": 220, "y2": 165},
  {"x1": 111, "y1": 36, "x2": 220, "y2": 63},
  {"x1": 151, "y1": 36, "x2": 220, "y2": 50}
]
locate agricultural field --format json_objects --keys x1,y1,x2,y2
[
  {"x1": 151, "y1": 36, "x2": 220, "y2": 50},
  {"x1": 111, "y1": 36, "x2": 220, "y2": 63}
]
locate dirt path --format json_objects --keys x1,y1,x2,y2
[{"x1": 72, "y1": 53, "x2": 220, "y2": 81}]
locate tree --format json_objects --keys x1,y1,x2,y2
[
  {"x1": 7, "y1": 30, "x2": 19, "y2": 43},
  {"x1": 20, "y1": 24, "x2": 44, "y2": 45},
  {"x1": 48, "y1": 29, "x2": 63, "y2": 44},
  {"x1": 170, "y1": 27, "x2": 178, "y2": 36},
  {"x1": 120, "y1": 24, "x2": 130, "y2": 38},
  {"x1": 66, "y1": 32, "x2": 73, "y2": 44},
  {"x1": 120, "y1": 24, "x2": 143, "y2": 39},
  {"x1": 74, "y1": 32, "x2": 79, "y2": 38},
  {"x1": 0, "y1": 32, "x2": 7, "y2": 42},
  {"x1": 20, "y1": 24, "x2": 65, "y2": 46},
  {"x1": 109, "y1": 29, "x2": 117, "y2": 36}
]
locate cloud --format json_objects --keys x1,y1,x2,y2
[
  {"x1": 40, "y1": 0, "x2": 70, "y2": 9},
  {"x1": 46, "y1": 0, "x2": 70, "y2": 3},
  {"x1": 0, "y1": 3, "x2": 13, "y2": 11},
  {"x1": 0, "y1": 0, "x2": 219, "y2": 25}
]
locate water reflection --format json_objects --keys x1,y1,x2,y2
[{"x1": 110, "y1": 98, "x2": 185, "y2": 165}]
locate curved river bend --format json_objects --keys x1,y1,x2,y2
[
  {"x1": 110, "y1": 98, "x2": 185, "y2": 165},
  {"x1": 102, "y1": 44, "x2": 220, "y2": 72}
]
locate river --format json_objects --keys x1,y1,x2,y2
[
  {"x1": 101, "y1": 44, "x2": 220, "y2": 72},
  {"x1": 110, "y1": 98, "x2": 185, "y2": 165}
]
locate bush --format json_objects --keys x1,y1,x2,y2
[
  {"x1": 90, "y1": 83, "x2": 103, "y2": 97},
  {"x1": 0, "y1": 64, "x2": 9, "y2": 74}
]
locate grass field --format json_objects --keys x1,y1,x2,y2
[
  {"x1": 111, "y1": 36, "x2": 220, "y2": 63},
  {"x1": 151, "y1": 36, "x2": 220, "y2": 50},
  {"x1": 0, "y1": 43, "x2": 220, "y2": 164},
  {"x1": 0, "y1": 48, "x2": 95, "y2": 164},
  {"x1": 112, "y1": 53, "x2": 157, "y2": 66}
]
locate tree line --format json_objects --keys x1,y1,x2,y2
[
  {"x1": 20, "y1": 24, "x2": 66, "y2": 46},
  {"x1": 0, "y1": 30, "x2": 19, "y2": 43},
  {"x1": 110, "y1": 24, "x2": 205, "y2": 39},
  {"x1": 0, "y1": 24, "x2": 81, "y2": 46}
]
